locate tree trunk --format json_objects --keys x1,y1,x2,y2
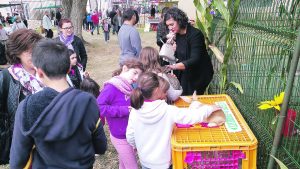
[
  {"x1": 62, "y1": 0, "x2": 87, "y2": 40},
  {"x1": 62, "y1": 0, "x2": 72, "y2": 18}
]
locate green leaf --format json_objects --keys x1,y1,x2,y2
[
  {"x1": 229, "y1": 0, "x2": 241, "y2": 27},
  {"x1": 195, "y1": 12, "x2": 208, "y2": 40},
  {"x1": 270, "y1": 155, "x2": 288, "y2": 169},
  {"x1": 229, "y1": 81, "x2": 244, "y2": 94},
  {"x1": 212, "y1": 0, "x2": 230, "y2": 25},
  {"x1": 194, "y1": 0, "x2": 205, "y2": 16}
]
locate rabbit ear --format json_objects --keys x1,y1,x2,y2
[{"x1": 192, "y1": 91, "x2": 197, "y2": 101}]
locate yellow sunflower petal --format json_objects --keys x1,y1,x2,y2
[
  {"x1": 269, "y1": 100, "x2": 277, "y2": 106},
  {"x1": 274, "y1": 92, "x2": 285, "y2": 105},
  {"x1": 259, "y1": 101, "x2": 272, "y2": 105},
  {"x1": 274, "y1": 105, "x2": 281, "y2": 111},
  {"x1": 258, "y1": 104, "x2": 273, "y2": 110}
]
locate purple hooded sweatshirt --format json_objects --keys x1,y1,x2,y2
[{"x1": 97, "y1": 83, "x2": 131, "y2": 139}]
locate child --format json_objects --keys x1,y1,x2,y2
[
  {"x1": 102, "y1": 18, "x2": 111, "y2": 43},
  {"x1": 80, "y1": 77, "x2": 105, "y2": 125},
  {"x1": 139, "y1": 46, "x2": 182, "y2": 102},
  {"x1": 126, "y1": 72, "x2": 223, "y2": 169},
  {"x1": 67, "y1": 49, "x2": 89, "y2": 88},
  {"x1": 10, "y1": 39, "x2": 107, "y2": 168},
  {"x1": 97, "y1": 58, "x2": 144, "y2": 169}
]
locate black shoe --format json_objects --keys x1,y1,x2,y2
[{"x1": 91, "y1": 32, "x2": 93, "y2": 35}]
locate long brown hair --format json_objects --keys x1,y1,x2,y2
[
  {"x1": 130, "y1": 72, "x2": 169, "y2": 109},
  {"x1": 112, "y1": 58, "x2": 144, "y2": 77},
  {"x1": 139, "y1": 46, "x2": 163, "y2": 73}
]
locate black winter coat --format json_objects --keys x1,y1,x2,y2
[
  {"x1": 174, "y1": 24, "x2": 213, "y2": 95},
  {"x1": 0, "y1": 69, "x2": 24, "y2": 164},
  {"x1": 55, "y1": 35, "x2": 88, "y2": 71}
]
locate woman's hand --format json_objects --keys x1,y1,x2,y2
[
  {"x1": 165, "y1": 63, "x2": 185, "y2": 71},
  {"x1": 172, "y1": 42, "x2": 177, "y2": 51}
]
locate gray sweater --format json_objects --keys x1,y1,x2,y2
[{"x1": 118, "y1": 24, "x2": 142, "y2": 64}]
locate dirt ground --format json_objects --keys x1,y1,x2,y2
[{"x1": 0, "y1": 29, "x2": 157, "y2": 169}]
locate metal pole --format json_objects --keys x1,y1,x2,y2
[{"x1": 267, "y1": 29, "x2": 300, "y2": 169}]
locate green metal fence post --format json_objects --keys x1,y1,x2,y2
[{"x1": 267, "y1": 29, "x2": 300, "y2": 169}]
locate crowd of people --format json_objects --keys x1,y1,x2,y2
[{"x1": 0, "y1": 6, "x2": 224, "y2": 169}]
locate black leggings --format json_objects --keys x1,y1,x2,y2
[{"x1": 45, "y1": 29, "x2": 53, "y2": 38}]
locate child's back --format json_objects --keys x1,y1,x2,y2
[
  {"x1": 9, "y1": 39, "x2": 107, "y2": 169},
  {"x1": 127, "y1": 99, "x2": 218, "y2": 168},
  {"x1": 127, "y1": 72, "x2": 222, "y2": 168}
]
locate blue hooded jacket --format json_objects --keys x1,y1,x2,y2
[{"x1": 10, "y1": 87, "x2": 107, "y2": 169}]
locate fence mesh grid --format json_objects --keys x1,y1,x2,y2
[{"x1": 209, "y1": 0, "x2": 300, "y2": 168}]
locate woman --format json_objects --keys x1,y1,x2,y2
[
  {"x1": 0, "y1": 29, "x2": 43, "y2": 164},
  {"x1": 11, "y1": 16, "x2": 26, "y2": 32},
  {"x1": 156, "y1": 7, "x2": 169, "y2": 49},
  {"x1": 118, "y1": 9, "x2": 141, "y2": 65},
  {"x1": 164, "y1": 7, "x2": 213, "y2": 95},
  {"x1": 56, "y1": 18, "x2": 88, "y2": 71}
]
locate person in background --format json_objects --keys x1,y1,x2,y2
[
  {"x1": 102, "y1": 18, "x2": 111, "y2": 43},
  {"x1": 86, "y1": 13, "x2": 93, "y2": 32},
  {"x1": 82, "y1": 12, "x2": 88, "y2": 31},
  {"x1": 164, "y1": 7, "x2": 214, "y2": 95},
  {"x1": 0, "y1": 13, "x2": 5, "y2": 26},
  {"x1": 55, "y1": 8, "x2": 62, "y2": 26},
  {"x1": 109, "y1": 7, "x2": 117, "y2": 34},
  {"x1": 11, "y1": 16, "x2": 27, "y2": 32},
  {"x1": 42, "y1": 11, "x2": 53, "y2": 38},
  {"x1": 56, "y1": 18, "x2": 88, "y2": 71},
  {"x1": 0, "y1": 29, "x2": 43, "y2": 164},
  {"x1": 97, "y1": 59, "x2": 144, "y2": 169},
  {"x1": 113, "y1": 9, "x2": 122, "y2": 34},
  {"x1": 126, "y1": 72, "x2": 222, "y2": 169},
  {"x1": 67, "y1": 49, "x2": 89, "y2": 88},
  {"x1": 6, "y1": 13, "x2": 12, "y2": 25},
  {"x1": 0, "y1": 23, "x2": 8, "y2": 65},
  {"x1": 156, "y1": 7, "x2": 169, "y2": 49},
  {"x1": 91, "y1": 10, "x2": 100, "y2": 35},
  {"x1": 9, "y1": 39, "x2": 107, "y2": 168},
  {"x1": 118, "y1": 9, "x2": 142, "y2": 65},
  {"x1": 150, "y1": 5, "x2": 156, "y2": 17}
]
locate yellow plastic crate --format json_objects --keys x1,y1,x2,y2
[{"x1": 172, "y1": 94, "x2": 258, "y2": 169}]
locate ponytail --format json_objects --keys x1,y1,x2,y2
[{"x1": 130, "y1": 88, "x2": 144, "y2": 109}]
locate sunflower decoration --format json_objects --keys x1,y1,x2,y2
[
  {"x1": 258, "y1": 92, "x2": 285, "y2": 130},
  {"x1": 258, "y1": 92, "x2": 285, "y2": 111}
]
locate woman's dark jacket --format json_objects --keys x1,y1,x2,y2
[
  {"x1": 0, "y1": 69, "x2": 24, "y2": 164},
  {"x1": 174, "y1": 24, "x2": 213, "y2": 95},
  {"x1": 10, "y1": 87, "x2": 107, "y2": 169},
  {"x1": 55, "y1": 35, "x2": 88, "y2": 71}
]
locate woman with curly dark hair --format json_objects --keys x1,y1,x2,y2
[
  {"x1": 0, "y1": 29, "x2": 43, "y2": 164},
  {"x1": 164, "y1": 7, "x2": 213, "y2": 95}
]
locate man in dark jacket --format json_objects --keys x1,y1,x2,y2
[{"x1": 10, "y1": 39, "x2": 107, "y2": 169}]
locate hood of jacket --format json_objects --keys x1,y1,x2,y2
[
  {"x1": 135, "y1": 100, "x2": 168, "y2": 124},
  {"x1": 20, "y1": 87, "x2": 95, "y2": 141}
]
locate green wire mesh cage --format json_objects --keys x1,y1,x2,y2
[{"x1": 208, "y1": 0, "x2": 300, "y2": 168}]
